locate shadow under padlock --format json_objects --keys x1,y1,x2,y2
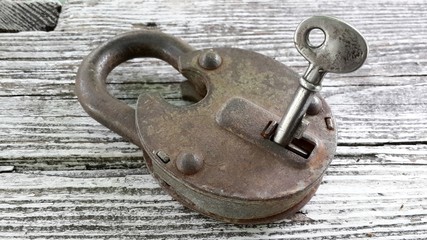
[{"x1": 75, "y1": 16, "x2": 367, "y2": 224}]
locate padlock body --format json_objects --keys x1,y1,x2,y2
[{"x1": 136, "y1": 48, "x2": 336, "y2": 224}]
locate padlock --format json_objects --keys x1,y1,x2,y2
[{"x1": 76, "y1": 16, "x2": 367, "y2": 224}]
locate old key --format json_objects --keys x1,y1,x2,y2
[
  {"x1": 273, "y1": 16, "x2": 368, "y2": 146},
  {"x1": 76, "y1": 16, "x2": 367, "y2": 224}
]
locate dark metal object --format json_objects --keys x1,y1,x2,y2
[
  {"x1": 307, "y1": 96, "x2": 323, "y2": 116},
  {"x1": 198, "y1": 49, "x2": 222, "y2": 70},
  {"x1": 76, "y1": 16, "x2": 366, "y2": 224},
  {"x1": 156, "y1": 150, "x2": 171, "y2": 164},
  {"x1": 75, "y1": 31, "x2": 195, "y2": 147},
  {"x1": 176, "y1": 152, "x2": 204, "y2": 175}
]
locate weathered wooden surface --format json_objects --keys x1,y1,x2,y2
[
  {"x1": 0, "y1": 0, "x2": 426, "y2": 239},
  {"x1": 0, "y1": 0, "x2": 62, "y2": 32}
]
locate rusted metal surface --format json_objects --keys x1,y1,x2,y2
[
  {"x1": 76, "y1": 30, "x2": 337, "y2": 224},
  {"x1": 75, "y1": 31, "x2": 195, "y2": 147}
]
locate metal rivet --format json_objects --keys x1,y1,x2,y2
[
  {"x1": 325, "y1": 117, "x2": 334, "y2": 130},
  {"x1": 156, "y1": 150, "x2": 170, "y2": 163},
  {"x1": 176, "y1": 152, "x2": 204, "y2": 175},
  {"x1": 306, "y1": 95, "x2": 323, "y2": 116},
  {"x1": 198, "y1": 49, "x2": 222, "y2": 70}
]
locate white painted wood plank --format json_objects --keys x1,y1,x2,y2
[{"x1": 0, "y1": 168, "x2": 425, "y2": 239}]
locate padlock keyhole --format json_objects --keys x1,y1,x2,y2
[{"x1": 286, "y1": 137, "x2": 316, "y2": 159}]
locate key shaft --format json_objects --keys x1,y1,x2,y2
[
  {"x1": 273, "y1": 86, "x2": 313, "y2": 145},
  {"x1": 272, "y1": 16, "x2": 368, "y2": 147},
  {"x1": 273, "y1": 64, "x2": 324, "y2": 145}
]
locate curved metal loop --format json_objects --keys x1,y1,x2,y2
[{"x1": 76, "y1": 31, "x2": 195, "y2": 146}]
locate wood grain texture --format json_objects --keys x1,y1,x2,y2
[
  {"x1": 0, "y1": 167, "x2": 426, "y2": 239},
  {"x1": 0, "y1": 0, "x2": 426, "y2": 238},
  {"x1": 0, "y1": 0, "x2": 62, "y2": 32}
]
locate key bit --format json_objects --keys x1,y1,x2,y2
[{"x1": 273, "y1": 16, "x2": 368, "y2": 146}]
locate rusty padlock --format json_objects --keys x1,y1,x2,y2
[{"x1": 76, "y1": 16, "x2": 367, "y2": 224}]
